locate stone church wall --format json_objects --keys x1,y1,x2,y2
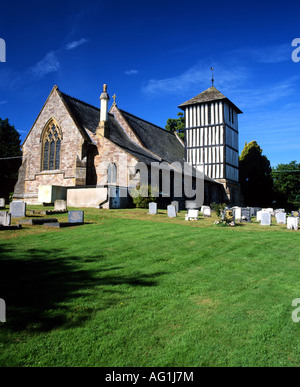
[{"x1": 19, "y1": 89, "x2": 87, "y2": 203}]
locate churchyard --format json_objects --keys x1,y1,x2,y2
[{"x1": 1, "y1": 204, "x2": 300, "y2": 367}]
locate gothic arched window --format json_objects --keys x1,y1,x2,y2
[
  {"x1": 42, "y1": 121, "x2": 62, "y2": 171},
  {"x1": 107, "y1": 163, "x2": 117, "y2": 184}
]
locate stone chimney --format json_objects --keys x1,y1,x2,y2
[{"x1": 97, "y1": 84, "x2": 110, "y2": 137}]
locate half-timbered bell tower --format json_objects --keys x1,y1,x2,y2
[{"x1": 178, "y1": 85, "x2": 243, "y2": 204}]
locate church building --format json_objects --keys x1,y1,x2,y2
[{"x1": 14, "y1": 83, "x2": 241, "y2": 208}]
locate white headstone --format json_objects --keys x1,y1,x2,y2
[
  {"x1": 187, "y1": 209, "x2": 199, "y2": 220},
  {"x1": 234, "y1": 207, "x2": 242, "y2": 221},
  {"x1": 260, "y1": 212, "x2": 271, "y2": 226},
  {"x1": 275, "y1": 212, "x2": 286, "y2": 224},
  {"x1": 0, "y1": 198, "x2": 5, "y2": 208},
  {"x1": 54, "y1": 200, "x2": 67, "y2": 212},
  {"x1": 262, "y1": 208, "x2": 274, "y2": 216},
  {"x1": 202, "y1": 206, "x2": 211, "y2": 217},
  {"x1": 148, "y1": 202, "x2": 157, "y2": 215},
  {"x1": 0, "y1": 211, "x2": 11, "y2": 226},
  {"x1": 287, "y1": 217, "x2": 299, "y2": 230},
  {"x1": 257, "y1": 211, "x2": 263, "y2": 222},
  {"x1": 167, "y1": 205, "x2": 177, "y2": 218}
]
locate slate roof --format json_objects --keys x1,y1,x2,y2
[
  {"x1": 59, "y1": 91, "x2": 172, "y2": 166},
  {"x1": 178, "y1": 86, "x2": 242, "y2": 114},
  {"x1": 58, "y1": 89, "x2": 220, "y2": 183},
  {"x1": 120, "y1": 110, "x2": 185, "y2": 166}
]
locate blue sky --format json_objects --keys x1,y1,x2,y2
[{"x1": 0, "y1": 0, "x2": 300, "y2": 167}]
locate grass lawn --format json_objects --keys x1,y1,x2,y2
[{"x1": 1, "y1": 206, "x2": 300, "y2": 367}]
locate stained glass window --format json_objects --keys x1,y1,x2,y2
[{"x1": 42, "y1": 121, "x2": 62, "y2": 171}]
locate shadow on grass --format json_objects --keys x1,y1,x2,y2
[{"x1": 0, "y1": 244, "x2": 166, "y2": 332}]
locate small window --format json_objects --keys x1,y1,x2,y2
[
  {"x1": 42, "y1": 121, "x2": 62, "y2": 171},
  {"x1": 208, "y1": 104, "x2": 211, "y2": 125}
]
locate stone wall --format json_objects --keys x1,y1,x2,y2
[{"x1": 20, "y1": 88, "x2": 87, "y2": 203}]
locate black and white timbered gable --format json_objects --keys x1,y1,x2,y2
[{"x1": 179, "y1": 86, "x2": 242, "y2": 185}]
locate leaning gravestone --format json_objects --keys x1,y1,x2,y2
[
  {"x1": 260, "y1": 212, "x2": 271, "y2": 226},
  {"x1": 54, "y1": 200, "x2": 67, "y2": 212},
  {"x1": 287, "y1": 217, "x2": 299, "y2": 230},
  {"x1": 9, "y1": 201, "x2": 26, "y2": 218},
  {"x1": 275, "y1": 212, "x2": 286, "y2": 224},
  {"x1": 0, "y1": 199, "x2": 5, "y2": 209},
  {"x1": 167, "y1": 205, "x2": 177, "y2": 218},
  {"x1": 171, "y1": 201, "x2": 179, "y2": 213},
  {"x1": 68, "y1": 211, "x2": 84, "y2": 224},
  {"x1": 0, "y1": 212, "x2": 11, "y2": 226},
  {"x1": 148, "y1": 202, "x2": 157, "y2": 215}
]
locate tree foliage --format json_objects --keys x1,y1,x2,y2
[
  {"x1": 0, "y1": 118, "x2": 22, "y2": 201},
  {"x1": 165, "y1": 112, "x2": 185, "y2": 140},
  {"x1": 272, "y1": 161, "x2": 300, "y2": 206},
  {"x1": 239, "y1": 141, "x2": 273, "y2": 207}
]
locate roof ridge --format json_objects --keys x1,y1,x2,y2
[
  {"x1": 120, "y1": 109, "x2": 176, "y2": 137},
  {"x1": 59, "y1": 90, "x2": 100, "y2": 111}
]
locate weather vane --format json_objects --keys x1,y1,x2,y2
[{"x1": 211, "y1": 67, "x2": 214, "y2": 87}]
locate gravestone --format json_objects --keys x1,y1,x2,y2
[
  {"x1": 241, "y1": 208, "x2": 251, "y2": 223},
  {"x1": 0, "y1": 199, "x2": 5, "y2": 209},
  {"x1": 54, "y1": 200, "x2": 67, "y2": 212},
  {"x1": 291, "y1": 211, "x2": 300, "y2": 218},
  {"x1": 18, "y1": 218, "x2": 58, "y2": 226},
  {"x1": 68, "y1": 211, "x2": 84, "y2": 224},
  {"x1": 202, "y1": 206, "x2": 211, "y2": 217},
  {"x1": 263, "y1": 208, "x2": 274, "y2": 216},
  {"x1": 167, "y1": 205, "x2": 177, "y2": 218},
  {"x1": 0, "y1": 211, "x2": 11, "y2": 226},
  {"x1": 256, "y1": 211, "x2": 263, "y2": 222},
  {"x1": 287, "y1": 217, "x2": 299, "y2": 230},
  {"x1": 260, "y1": 212, "x2": 271, "y2": 226},
  {"x1": 275, "y1": 212, "x2": 286, "y2": 224},
  {"x1": 171, "y1": 201, "x2": 179, "y2": 213},
  {"x1": 186, "y1": 209, "x2": 199, "y2": 221},
  {"x1": 9, "y1": 201, "x2": 26, "y2": 218},
  {"x1": 148, "y1": 202, "x2": 157, "y2": 215},
  {"x1": 234, "y1": 207, "x2": 242, "y2": 221}
]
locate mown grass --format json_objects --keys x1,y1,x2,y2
[{"x1": 0, "y1": 206, "x2": 300, "y2": 367}]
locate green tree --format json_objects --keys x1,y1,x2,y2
[
  {"x1": 0, "y1": 118, "x2": 22, "y2": 201},
  {"x1": 272, "y1": 161, "x2": 300, "y2": 206},
  {"x1": 239, "y1": 141, "x2": 273, "y2": 207},
  {"x1": 165, "y1": 112, "x2": 185, "y2": 140}
]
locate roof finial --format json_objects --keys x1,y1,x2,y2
[
  {"x1": 211, "y1": 67, "x2": 214, "y2": 87},
  {"x1": 112, "y1": 94, "x2": 117, "y2": 105}
]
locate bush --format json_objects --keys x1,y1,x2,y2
[{"x1": 131, "y1": 184, "x2": 159, "y2": 209}]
